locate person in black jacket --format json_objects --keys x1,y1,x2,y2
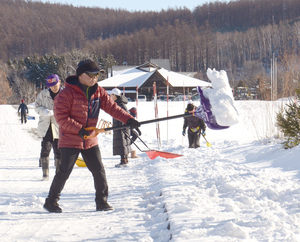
[
  {"x1": 182, "y1": 102, "x2": 206, "y2": 148},
  {"x1": 110, "y1": 88, "x2": 132, "y2": 166},
  {"x1": 18, "y1": 99, "x2": 28, "y2": 124}
]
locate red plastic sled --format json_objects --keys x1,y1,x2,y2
[
  {"x1": 122, "y1": 130, "x2": 183, "y2": 160},
  {"x1": 145, "y1": 150, "x2": 183, "y2": 160}
]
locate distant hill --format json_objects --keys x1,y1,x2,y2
[{"x1": 1, "y1": 0, "x2": 299, "y2": 63}]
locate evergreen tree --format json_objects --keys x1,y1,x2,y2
[
  {"x1": 4, "y1": 51, "x2": 110, "y2": 104},
  {"x1": 23, "y1": 55, "x2": 44, "y2": 88},
  {"x1": 276, "y1": 88, "x2": 300, "y2": 149},
  {"x1": 104, "y1": 53, "x2": 117, "y2": 72}
]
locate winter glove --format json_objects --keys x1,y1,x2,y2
[
  {"x1": 126, "y1": 118, "x2": 141, "y2": 129},
  {"x1": 202, "y1": 131, "x2": 206, "y2": 136},
  {"x1": 130, "y1": 130, "x2": 139, "y2": 144},
  {"x1": 182, "y1": 130, "x2": 186, "y2": 136},
  {"x1": 78, "y1": 128, "x2": 90, "y2": 139}
]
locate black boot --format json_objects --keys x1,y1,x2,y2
[
  {"x1": 115, "y1": 157, "x2": 129, "y2": 167},
  {"x1": 43, "y1": 198, "x2": 62, "y2": 213},
  {"x1": 96, "y1": 203, "x2": 113, "y2": 211},
  {"x1": 120, "y1": 158, "x2": 128, "y2": 165},
  {"x1": 96, "y1": 197, "x2": 113, "y2": 211}
]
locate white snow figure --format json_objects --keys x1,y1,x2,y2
[{"x1": 204, "y1": 68, "x2": 239, "y2": 126}]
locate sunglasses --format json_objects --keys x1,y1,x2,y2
[{"x1": 85, "y1": 72, "x2": 100, "y2": 79}]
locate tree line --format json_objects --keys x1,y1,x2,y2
[
  {"x1": 1, "y1": 0, "x2": 300, "y2": 62},
  {"x1": 0, "y1": 0, "x2": 192, "y2": 61},
  {"x1": 193, "y1": 0, "x2": 300, "y2": 31},
  {"x1": 1, "y1": 0, "x2": 300, "y2": 104}
]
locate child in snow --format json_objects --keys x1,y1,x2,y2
[{"x1": 182, "y1": 102, "x2": 206, "y2": 148}]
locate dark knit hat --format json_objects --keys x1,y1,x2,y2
[
  {"x1": 76, "y1": 59, "x2": 100, "y2": 77},
  {"x1": 46, "y1": 74, "x2": 60, "y2": 87},
  {"x1": 187, "y1": 103, "x2": 195, "y2": 112},
  {"x1": 129, "y1": 107, "x2": 137, "y2": 118}
]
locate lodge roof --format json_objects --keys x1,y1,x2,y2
[{"x1": 99, "y1": 62, "x2": 211, "y2": 89}]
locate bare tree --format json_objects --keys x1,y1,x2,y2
[
  {"x1": 0, "y1": 69, "x2": 12, "y2": 104},
  {"x1": 278, "y1": 53, "x2": 300, "y2": 98},
  {"x1": 241, "y1": 60, "x2": 264, "y2": 88}
]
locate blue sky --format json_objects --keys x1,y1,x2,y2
[{"x1": 38, "y1": 0, "x2": 229, "y2": 12}]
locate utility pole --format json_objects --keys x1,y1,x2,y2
[{"x1": 271, "y1": 53, "x2": 277, "y2": 101}]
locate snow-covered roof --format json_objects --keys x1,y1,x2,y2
[
  {"x1": 158, "y1": 68, "x2": 211, "y2": 87},
  {"x1": 99, "y1": 62, "x2": 211, "y2": 89},
  {"x1": 99, "y1": 67, "x2": 154, "y2": 88}
]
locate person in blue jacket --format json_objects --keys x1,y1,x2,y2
[{"x1": 18, "y1": 99, "x2": 28, "y2": 124}]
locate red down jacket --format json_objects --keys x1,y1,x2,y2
[{"x1": 54, "y1": 75, "x2": 133, "y2": 149}]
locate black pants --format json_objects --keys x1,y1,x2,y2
[
  {"x1": 188, "y1": 129, "x2": 201, "y2": 148},
  {"x1": 21, "y1": 112, "x2": 27, "y2": 124},
  {"x1": 48, "y1": 145, "x2": 109, "y2": 205},
  {"x1": 40, "y1": 125, "x2": 61, "y2": 160}
]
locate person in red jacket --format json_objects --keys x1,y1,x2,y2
[{"x1": 43, "y1": 59, "x2": 140, "y2": 213}]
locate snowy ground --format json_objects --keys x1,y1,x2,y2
[{"x1": 1, "y1": 99, "x2": 300, "y2": 242}]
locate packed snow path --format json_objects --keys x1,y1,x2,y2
[{"x1": 1, "y1": 101, "x2": 300, "y2": 241}]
